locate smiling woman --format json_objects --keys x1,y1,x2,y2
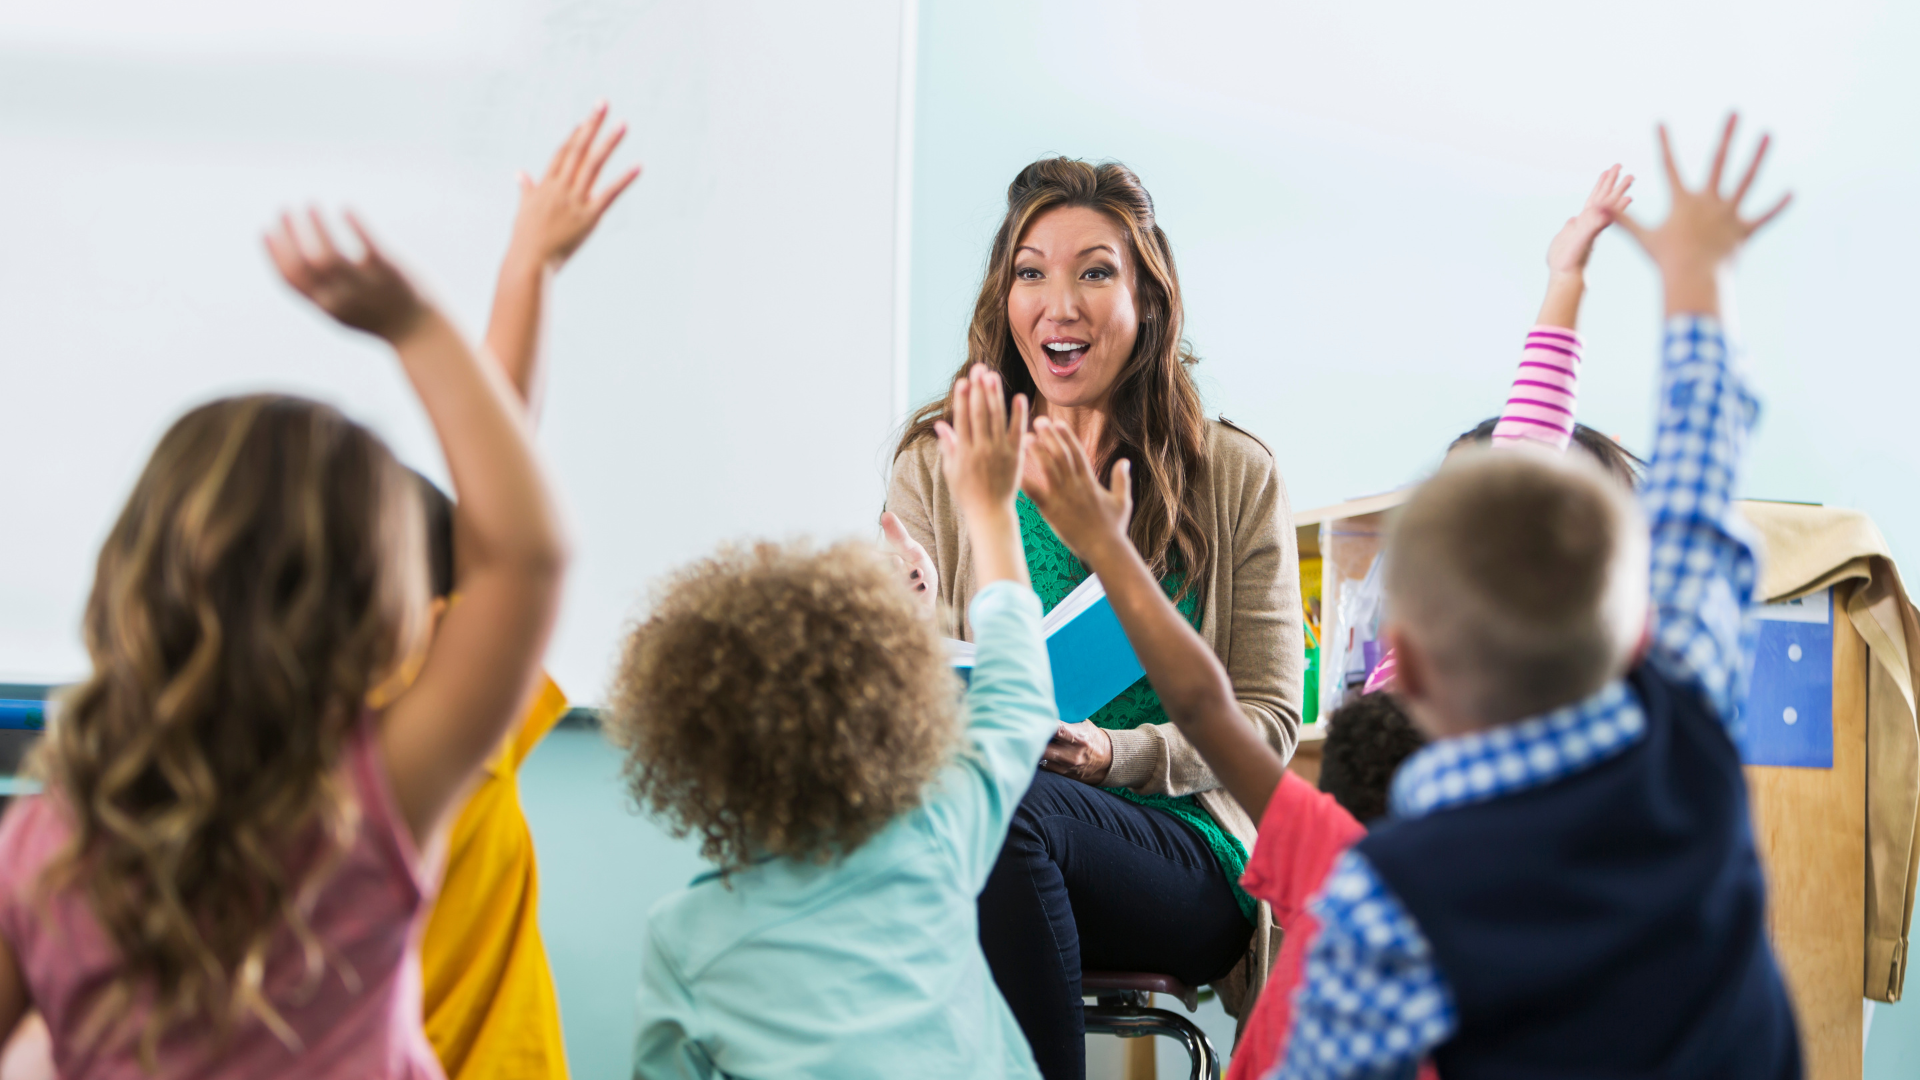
[{"x1": 883, "y1": 158, "x2": 1304, "y2": 1080}]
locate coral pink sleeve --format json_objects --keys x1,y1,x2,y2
[
  {"x1": 1239, "y1": 772, "x2": 1365, "y2": 919},
  {"x1": 1491, "y1": 326, "x2": 1582, "y2": 451}
]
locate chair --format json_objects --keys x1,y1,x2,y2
[{"x1": 1082, "y1": 970, "x2": 1222, "y2": 1080}]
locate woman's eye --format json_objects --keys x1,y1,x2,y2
[
  {"x1": 1015, "y1": 266, "x2": 1042, "y2": 281},
  {"x1": 1083, "y1": 267, "x2": 1112, "y2": 281}
]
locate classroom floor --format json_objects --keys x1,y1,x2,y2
[{"x1": 521, "y1": 727, "x2": 1920, "y2": 1080}]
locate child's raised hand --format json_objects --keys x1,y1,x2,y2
[
  {"x1": 510, "y1": 102, "x2": 643, "y2": 270},
  {"x1": 935, "y1": 365, "x2": 1029, "y2": 520},
  {"x1": 1546, "y1": 164, "x2": 1634, "y2": 277},
  {"x1": 266, "y1": 210, "x2": 430, "y2": 343},
  {"x1": 1615, "y1": 115, "x2": 1792, "y2": 313},
  {"x1": 1023, "y1": 416, "x2": 1132, "y2": 565}
]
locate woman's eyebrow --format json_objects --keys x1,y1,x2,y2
[{"x1": 1014, "y1": 244, "x2": 1118, "y2": 258}]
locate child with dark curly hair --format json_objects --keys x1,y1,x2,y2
[
  {"x1": 611, "y1": 365, "x2": 1057, "y2": 1080},
  {"x1": 1315, "y1": 693, "x2": 1428, "y2": 826}
]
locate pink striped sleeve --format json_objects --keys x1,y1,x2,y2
[
  {"x1": 1490, "y1": 326, "x2": 1581, "y2": 451},
  {"x1": 1361, "y1": 647, "x2": 1398, "y2": 695}
]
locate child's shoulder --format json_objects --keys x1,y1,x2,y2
[
  {"x1": 0, "y1": 793, "x2": 71, "y2": 877},
  {"x1": 1242, "y1": 772, "x2": 1364, "y2": 906}
]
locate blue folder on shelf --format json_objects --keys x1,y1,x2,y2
[{"x1": 946, "y1": 575, "x2": 1145, "y2": 723}]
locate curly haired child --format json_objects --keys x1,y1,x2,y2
[
  {"x1": 612, "y1": 364, "x2": 1061, "y2": 1080},
  {"x1": 0, "y1": 211, "x2": 568, "y2": 1078}
]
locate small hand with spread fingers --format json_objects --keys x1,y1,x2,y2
[
  {"x1": 265, "y1": 210, "x2": 430, "y2": 343},
  {"x1": 935, "y1": 364, "x2": 1030, "y2": 590},
  {"x1": 1547, "y1": 164, "x2": 1635, "y2": 278},
  {"x1": 1615, "y1": 114, "x2": 1792, "y2": 316},
  {"x1": 1022, "y1": 415, "x2": 1133, "y2": 566},
  {"x1": 510, "y1": 101, "x2": 643, "y2": 271}
]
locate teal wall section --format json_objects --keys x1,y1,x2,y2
[{"x1": 523, "y1": 729, "x2": 704, "y2": 1079}]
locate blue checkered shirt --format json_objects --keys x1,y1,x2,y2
[{"x1": 1270, "y1": 315, "x2": 1761, "y2": 1079}]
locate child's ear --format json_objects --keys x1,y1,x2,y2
[
  {"x1": 1383, "y1": 623, "x2": 1446, "y2": 740},
  {"x1": 1629, "y1": 606, "x2": 1655, "y2": 669},
  {"x1": 1384, "y1": 623, "x2": 1423, "y2": 699}
]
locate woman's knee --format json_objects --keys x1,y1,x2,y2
[{"x1": 996, "y1": 770, "x2": 1084, "y2": 861}]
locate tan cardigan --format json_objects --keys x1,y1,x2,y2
[{"x1": 885, "y1": 417, "x2": 1305, "y2": 1017}]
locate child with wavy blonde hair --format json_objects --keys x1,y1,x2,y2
[
  {"x1": 614, "y1": 365, "x2": 1060, "y2": 1080},
  {"x1": 0, "y1": 211, "x2": 568, "y2": 1079}
]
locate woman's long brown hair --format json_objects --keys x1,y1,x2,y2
[
  {"x1": 897, "y1": 157, "x2": 1211, "y2": 598},
  {"x1": 30, "y1": 394, "x2": 425, "y2": 1063}
]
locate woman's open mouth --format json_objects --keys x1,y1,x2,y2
[{"x1": 1044, "y1": 339, "x2": 1090, "y2": 377}]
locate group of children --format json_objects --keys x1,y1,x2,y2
[{"x1": 0, "y1": 104, "x2": 1803, "y2": 1080}]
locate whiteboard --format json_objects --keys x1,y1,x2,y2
[{"x1": 0, "y1": 0, "x2": 910, "y2": 701}]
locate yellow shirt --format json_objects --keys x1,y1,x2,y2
[{"x1": 421, "y1": 675, "x2": 570, "y2": 1080}]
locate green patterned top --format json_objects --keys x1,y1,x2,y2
[{"x1": 1016, "y1": 493, "x2": 1255, "y2": 921}]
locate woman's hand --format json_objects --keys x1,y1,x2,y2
[
  {"x1": 1042, "y1": 720, "x2": 1113, "y2": 784},
  {"x1": 265, "y1": 210, "x2": 430, "y2": 343},
  {"x1": 1546, "y1": 164, "x2": 1635, "y2": 278},
  {"x1": 1615, "y1": 114, "x2": 1792, "y2": 316},
  {"x1": 1023, "y1": 415, "x2": 1133, "y2": 565},
  {"x1": 879, "y1": 511, "x2": 937, "y2": 612},
  {"x1": 508, "y1": 102, "x2": 642, "y2": 271}
]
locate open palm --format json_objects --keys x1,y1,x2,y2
[{"x1": 1546, "y1": 164, "x2": 1635, "y2": 276}]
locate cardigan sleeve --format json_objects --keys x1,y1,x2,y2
[
  {"x1": 883, "y1": 438, "x2": 970, "y2": 640},
  {"x1": 1105, "y1": 425, "x2": 1305, "y2": 794}
]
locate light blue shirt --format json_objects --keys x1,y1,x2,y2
[{"x1": 632, "y1": 581, "x2": 1057, "y2": 1080}]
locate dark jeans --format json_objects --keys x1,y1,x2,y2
[{"x1": 978, "y1": 770, "x2": 1253, "y2": 1080}]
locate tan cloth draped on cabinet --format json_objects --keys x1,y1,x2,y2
[{"x1": 1741, "y1": 501, "x2": 1920, "y2": 1002}]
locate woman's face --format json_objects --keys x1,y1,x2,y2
[{"x1": 1007, "y1": 206, "x2": 1139, "y2": 413}]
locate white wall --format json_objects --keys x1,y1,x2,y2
[
  {"x1": 907, "y1": 0, "x2": 1920, "y2": 570},
  {"x1": 0, "y1": 0, "x2": 910, "y2": 701}
]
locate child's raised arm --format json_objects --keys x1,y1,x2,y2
[
  {"x1": 1023, "y1": 417, "x2": 1286, "y2": 820},
  {"x1": 266, "y1": 212, "x2": 569, "y2": 845},
  {"x1": 1615, "y1": 116, "x2": 1790, "y2": 717},
  {"x1": 1495, "y1": 166, "x2": 1635, "y2": 451},
  {"x1": 1366, "y1": 167, "x2": 1636, "y2": 696},
  {"x1": 485, "y1": 102, "x2": 640, "y2": 418}
]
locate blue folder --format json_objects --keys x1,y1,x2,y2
[
  {"x1": 1737, "y1": 589, "x2": 1834, "y2": 769},
  {"x1": 947, "y1": 576, "x2": 1146, "y2": 722}
]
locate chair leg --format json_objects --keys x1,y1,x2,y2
[{"x1": 1084, "y1": 1004, "x2": 1222, "y2": 1080}]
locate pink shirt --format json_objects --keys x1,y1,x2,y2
[
  {"x1": 0, "y1": 718, "x2": 443, "y2": 1080},
  {"x1": 1362, "y1": 325, "x2": 1582, "y2": 695}
]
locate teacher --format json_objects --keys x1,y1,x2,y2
[{"x1": 882, "y1": 157, "x2": 1304, "y2": 1080}]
